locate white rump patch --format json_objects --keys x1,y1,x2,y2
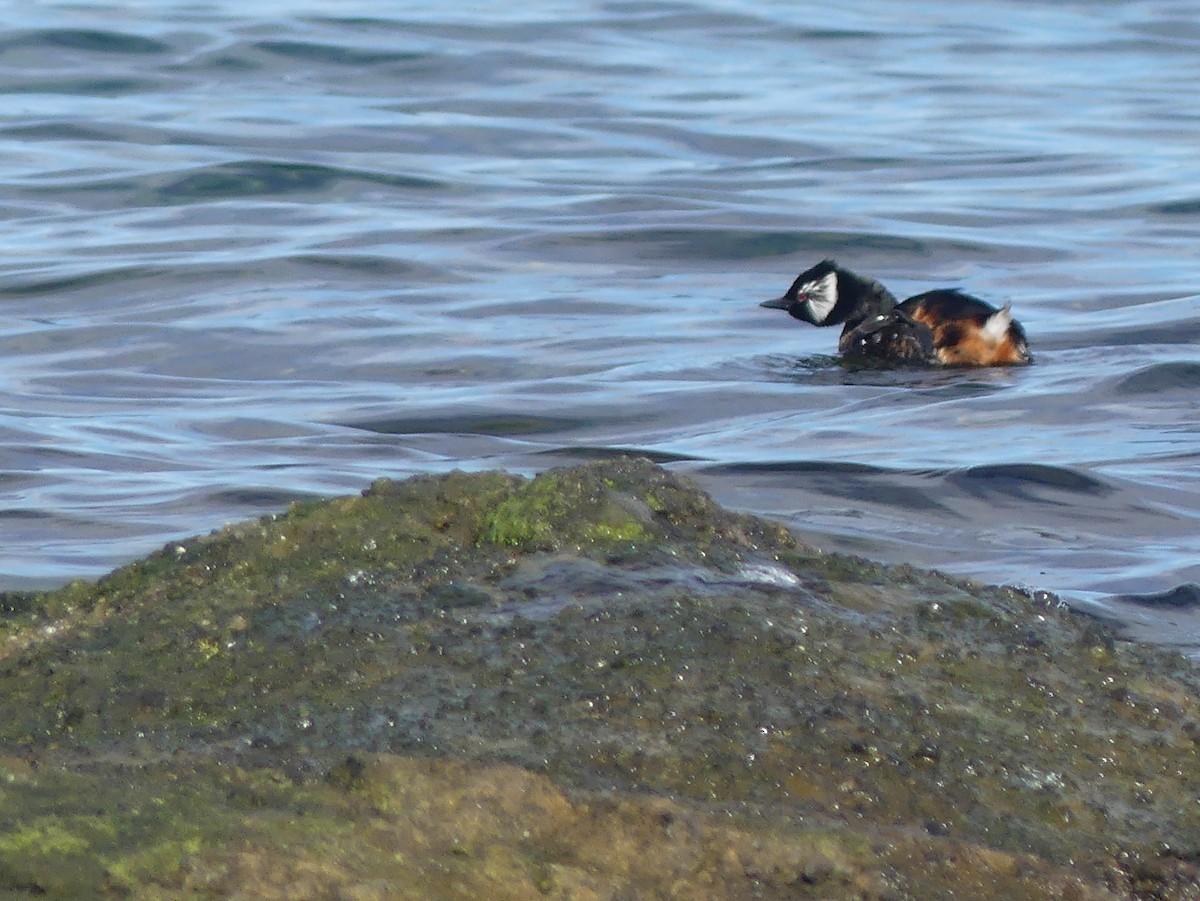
[
  {"x1": 802, "y1": 270, "x2": 839, "y2": 323},
  {"x1": 981, "y1": 304, "x2": 1013, "y2": 344}
]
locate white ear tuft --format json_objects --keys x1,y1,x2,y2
[
  {"x1": 981, "y1": 303, "x2": 1012, "y2": 343},
  {"x1": 803, "y1": 270, "x2": 839, "y2": 323}
]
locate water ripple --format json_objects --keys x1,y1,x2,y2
[{"x1": 0, "y1": 0, "x2": 1199, "y2": 650}]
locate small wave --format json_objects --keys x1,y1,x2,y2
[
  {"x1": 0, "y1": 76, "x2": 155, "y2": 97},
  {"x1": 203, "y1": 488, "x2": 320, "y2": 508},
  {"x1": 1150, "y1": 198, "x2": 1200, "y2": 215},
  {"x1": 154, "y1": 161, "x2": 445, "y2": 204},
  {"x1": 517, "y1": 227, "x2": 1048, "y2": 266},
  {"x1": 1113, "y1": 583, "x2": 1200, "y2": 609},
  {"x1": 252, "y1": 40, "x2": 427, "y2": 67},
  {"x1": 708, "y1": 460, "x2": 882, "y2": 476},
  {"x1": 703, "y1": 461, "x2": 955, "y2": 515},
  {"x1": 532, "y1": 446, "x2": 700, "y2": 464},
  {"x1": 947, "y1": 464, "x2": 1112, "y2": 499},
  {"x1": 342, "y1": 413, "x2": 590, "y2": 437},
  {"x1": 0, "y1": 28, "x2": 168, "y2": 55},
  {"x1": 1111, "y1": 361, "x2": 1200, "y2": 394},
  {"x1": 0, "y1": 265, "x2": 167, "y2": 298}
]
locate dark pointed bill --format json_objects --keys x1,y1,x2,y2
[{"x1": 760, "y1": 295, "x2": 790, "y2": 310}]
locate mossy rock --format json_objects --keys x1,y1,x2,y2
[{"x1": 0, "y1": 458, "x2": 1197, "y2": 898}]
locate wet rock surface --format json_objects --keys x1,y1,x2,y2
[{"x1": 0, "y1": 458, "x2": 1197, "y2": 899}]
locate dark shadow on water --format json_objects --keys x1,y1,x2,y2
[
  {"x1": 947, "y1": 463, "x2": 1114, "y2": 501},
  {"x1": 702, "y1": 459, "x2": 959, "y2": 516},
  {"x1": 532, "y1": 446, "x2": 701, "y2": 464},
  {"x1": 708, "y1": 459, "x2": 884, "y2": 475},
  {"x1": 340, "y1": 413, "x2": 592, "y2": 437},
  {"x1": 757, "y1": 352, "x2": 1026, "y2": 393},
  {"x1": 1113, "y1": 583, "x2": 1200, "y2": 609},
  {"x1": 1111, "y1": 361, "x2": 1200, "y2": 395}
]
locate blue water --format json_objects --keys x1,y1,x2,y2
[{"x1": 2, "y1": 0, "x2": 1200, "y2": 649}]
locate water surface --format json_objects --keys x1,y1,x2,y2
[{"x1": 2, "y1": 0, "x2": 1200, "y2": 649}]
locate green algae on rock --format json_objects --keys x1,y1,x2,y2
[{"x1": 0, "y1": 458, "x2": 1198, "y2": 899}]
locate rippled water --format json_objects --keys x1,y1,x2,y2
[{"x1": 2, "y1": 1, "x2": 1200, "y2": 649}]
